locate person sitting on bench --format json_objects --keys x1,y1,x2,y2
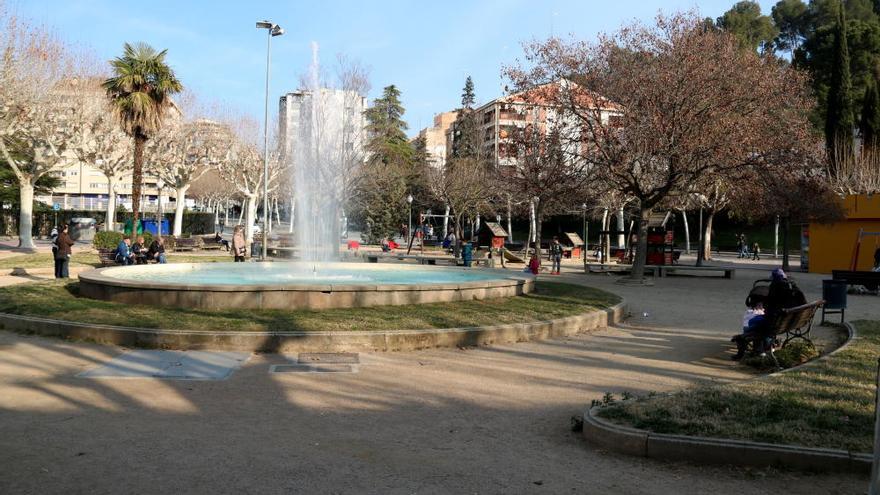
[{"x1": 732, "y1": 269, "x2": 805, "y2": 359}]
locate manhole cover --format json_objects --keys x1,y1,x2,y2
[
  {"x1": 297, "y1": 353, "x2": 359, "y2": 364},
  {"x1": 270, "y1": 364, "x2": 355, "y2": 373}
]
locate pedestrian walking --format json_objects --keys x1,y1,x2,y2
[
  {"x1": 751, "y1": 242, "x2": 760, "y2": 261},
  {"x1": 550, "y1": 236, "x2": 563, "y2": 275}
]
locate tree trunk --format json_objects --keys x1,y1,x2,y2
[
  {"x1": 288, "y1": 198, "x2": 295, "y2": 233},
  {"x1": 601, "y1": 208, "x2": 610, "y2": 264},
  {"x1": 131, "y1": 133, "x2": 147, "y2": 226},
  {"x1": 224, "y1": 199, "x2": 230, "y2": 228},
  {"x1": 782, "y1": 216, "x2": 790, "y2": 271},
  {"x1": 527, "y1": 200, "x2": 536, "y2": 254},
  {"x1": 617, "y1": 207, "x2": 626, "y2": 248},
  {"x1": 173, "y1": 185, "x2": 190, "y2": 237},
  {"x1": 629, "y1": 206, "x2": 651, "y2": 281},
  {"x1": 506, "y1": 196, "x2": 513, "y2": 243},
  {"x1": 702, "y1": 210, "x2": 715, "y2": 261},
  {"x1": 245, "y1": 194, "x2": 258, "y2": 247},
  {"x1": 443, "y1": 204, "x2": 449, "y2": 238},
  {"x1": 17, "y1": 182, "x2": 36, "y2": 250},
  {"x1": 237, "y1": 202, "x2": 245, "y2": 226},
  {"x1": 681, "y1": 210, "x2": 690, "y2": 254},
  {"x1": 774, "y1": 215, "x2": 780, "y2": 258},
  {"x1": 535, "y1": 204, "x2": 544, "y2": 261},
  {"x1": 106, "y1": 176, "x2": 117, "y2": 232}
]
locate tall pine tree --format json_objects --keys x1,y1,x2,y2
[
  {"x1": 461, "y1": 76, "x2": 475, "y2": 109},
  {"x1": 861, "y1": 76, "x2": 880, "y2": 154},
  {"x1": 825, "y1": 1, "x2": 855, "y2": 171},
  {"x1": 451, "y1": 76, "x2": 481, "y2": 159}
]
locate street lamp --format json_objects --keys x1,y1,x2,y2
[
  {"x1": 406, "y1": 193, "x2": 413, "y2": 242},
  {"x1": 256, "y1": 19, "x2": 284, "y2": 261},
  {"x1": 581, "y1": 203, "x2": 588, "y2": 265},
  {"x1": 156, "y1": 178, "x2": 164, "y2": 237}
]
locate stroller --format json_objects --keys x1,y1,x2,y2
[{"x1": 730, "y1": 279, "x2": 778, "y2": 364}]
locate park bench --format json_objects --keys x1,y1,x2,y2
[
  {"x1": 172, "y1": 236, "x2": 203, "y2": 252},
  {"x1": 732, "y1": 300, "x2": 824, "y2": 367},
  {"x1": 200, "y1": 236, "x2": 224, "y2": 251},
  {"x1": 654, "y1": 265, "x2": 735, "y2": 279},
  {"x1": 97, "y1": 248, "x2": 117, "y2": 266},
  {"x1": 832, "y1": 270, "x2": 880, "y2": 293}
]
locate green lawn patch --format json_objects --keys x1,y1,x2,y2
[
  {"x1": 0, "y1": 252, "x2": 232, "y2": 270},
  {"x1": 0, "y1": 280, "x2": 619, "y2": 333},
  {"x1": 596, "y1": 321, "x2": 878, "y2": 453}
]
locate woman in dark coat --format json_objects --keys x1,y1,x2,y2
[{"x1": 54, "y1": 225, "x2": 75, "y2": 278}]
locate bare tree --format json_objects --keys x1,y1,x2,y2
[
  {"x1": 506, "y1": 12, "x2": 817, "y2": 281},
  {"x1": 428, "y1": 157, "x2": 494, "y2": 250},
  {"x1": 68, "y1": 78, "x2": 131, "y2": 230},
  {"x1": 148, "y1": 116, "x2": 229, "y2": 236},
  {"x1": 216, "y1": 115, "x2": 285, "y2": 244},
  {"x1": 0, "y1": 7, "x2": 81, "y2": 248}
]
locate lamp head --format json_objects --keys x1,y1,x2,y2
[
  {"x1": 271, "y1": 26, "x2": 284, "y2": 36},
  {"x1": 406, "y1": 194, "x2": 413, "y2": 204},
  {"x1": 256, "y1": 20, "x2": 274, "y2": 29}
]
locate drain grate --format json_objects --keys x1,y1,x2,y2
[
  {"x1": 297, "y1": 353, "x2": 359, "y2": 364},
  {"x1": 270, "y1": 363, "x2": 355, "y2": 373}
]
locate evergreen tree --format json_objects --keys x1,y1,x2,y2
[
  {"x1": 461, "y1": 76, "x2": 475, "y2": 109},
  {"x1": 357, "y1": 85, "x2": 412, "y2": 243},
  {"x1": 717, "y1": 1, "x2": 779, "y2": 53},
  {"x1": 451, "y1": 77, "x2": 481, "y2": 159},
  {"x1": 771, "y1": 0, "x2": 808, "y2": 56},
  {"x1": 860, "y1": 76, "x2": 880, "y2": 153},
  {"x1": 825, "y1": 2, "x2": 855, "y2": 168}
]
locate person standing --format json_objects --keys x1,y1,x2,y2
[
  {"x1": 231, "y1": 225, "x2": 247, "y2": 262},
  {"x1": 549, "y1": 236, "x2": 563, "y2": 275},
  {"x1": 54, "y1": 225, "x2": 74, "y2": 278},
  {"x1": 751, "y1": 242, "x2": 760, "y2": 261}
]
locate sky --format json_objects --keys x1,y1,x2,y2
[{"x1": 15, "y1": 0, "x2": 777, "y2": 137}]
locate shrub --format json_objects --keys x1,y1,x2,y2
[{"x1": 93, "y1": 230, "x2": 153, "y2": 250}]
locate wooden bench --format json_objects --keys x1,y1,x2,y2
[
  {"x1": 97, "y1": 248, "x2": 117, "y2": 266},
  {"x1": 200, "y1": 236, "x2": 224, "y2": 251},
  {"x1": 172, "y1": 237, "x2": 203, "y2": 252},
  {"x1": 832, "y1": 270, "x2": 880, "y2": 293},
  {"x1": 732, "y1": 300, "x2": 824, "y2": 367}
]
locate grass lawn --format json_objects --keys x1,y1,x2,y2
[
  {"x1": 596, "y1": 320, "x2": 879, "y2": 453},
  {"x1": 0, "y1": 281, "x2": 619, "y2": 333},
  {"x1": 0, "y1": 252, "x2": 233, "y2": 269}
]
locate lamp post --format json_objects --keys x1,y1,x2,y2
[
  {"x1": 406, "y1": 193, "x2": 413, "y2": 242},
  {"x1": 156, "y1": 178, "x2": 164, "y2": 238},
  {"x1": 256, "y1": 20, "x2": 284, "y2": 261}
]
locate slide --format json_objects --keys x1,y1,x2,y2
[{"x1": 502, "y1": 248, "x2": 525, "y2": 264}]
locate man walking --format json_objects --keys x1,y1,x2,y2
[{"x1": 550, "y1": 236, "x2": 563, "y2": 275}]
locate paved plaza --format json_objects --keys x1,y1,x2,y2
[{"x1": 0, "y1": 262, "x2": 874, "y2": 494}]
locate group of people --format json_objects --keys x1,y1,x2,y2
[
  {"x1": 114, "y1": 235, "x2": 167, "y2": 265},
  {"x1": 736, "y1": 233, "x2": 761, "y2": 261},
  {"x1": 731, "y1": 268, "x2": 806, "y2": 360}
]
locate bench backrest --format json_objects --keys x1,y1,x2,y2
[
  {"x1": 832, "y1": 270, "x2": 880, "y2": 281},
  {"x1": 771, "y1": 300, "x2": 823, "y2": 334}
]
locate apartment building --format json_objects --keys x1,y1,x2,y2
[
  {"x1": 446, "y1": 80, "x2": 620, "y2": 167},
  {"x1": 43, "y1": 166, "x2": 177, "y2": 212},
  {"x1": 415, "y1": 111, "x2": 458, "y2": 168}
]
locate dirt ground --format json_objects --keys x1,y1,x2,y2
[{"x1": 0, "y1": 261, "x2": 873, "y2": 494}]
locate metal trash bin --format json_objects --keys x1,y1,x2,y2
[
  {"x1": 462, "y1": 243, "x2": 473, "y2": 267},
  {"x1": 69, "y1": 217, "x2": 96, "y2": 242},
  {"x1": 821, "y1": 279, "x2": 847, "y2": 324}
]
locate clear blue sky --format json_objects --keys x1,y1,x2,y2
[{"x1": 16, "y1": 0, "x2": 776, "y2": 137}]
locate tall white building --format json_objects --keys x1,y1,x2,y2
[{"x1": 278, "y1": 88, "x2": 366, "y2": 166}]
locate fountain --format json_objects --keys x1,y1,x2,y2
[{"x1": 78, "y1": 43, "x2": 534, "y2": 310}]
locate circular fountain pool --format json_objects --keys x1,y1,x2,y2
[{"x1": 78, "y1": 262, "x2": 534, "y2": 310}]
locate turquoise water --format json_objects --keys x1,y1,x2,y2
[{"x1": 105, "y1": 262, "x2": 509, "y2": 286}]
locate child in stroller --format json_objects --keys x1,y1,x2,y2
[{"x1": 731, "y1": 279, "x2": 772, "y2": 360}]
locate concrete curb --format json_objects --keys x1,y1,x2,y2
[
  {"x1": 4, "y1": 266, "x2": 93, "y2": 277},
  {"x1": 0, "y1": 301, "x2": 626, "y2": 353},
  {"x1": 582, "y1": 321, "x2": 870, "y2": 473}
]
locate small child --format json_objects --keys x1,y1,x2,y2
[
  {"x1": 524, "y1": 254, "x2": 540, "y2": 275},
  {"x1": 742, "y1": 302, "x2": 765, "y2": 333}
]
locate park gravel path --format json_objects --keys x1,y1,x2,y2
[{"x1": 0, "y1": 263, "x2": 872, "y2": 494}]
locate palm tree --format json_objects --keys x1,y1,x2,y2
[{"x1": 103, "y1": 42, "x2": 182, "y2": 227}]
